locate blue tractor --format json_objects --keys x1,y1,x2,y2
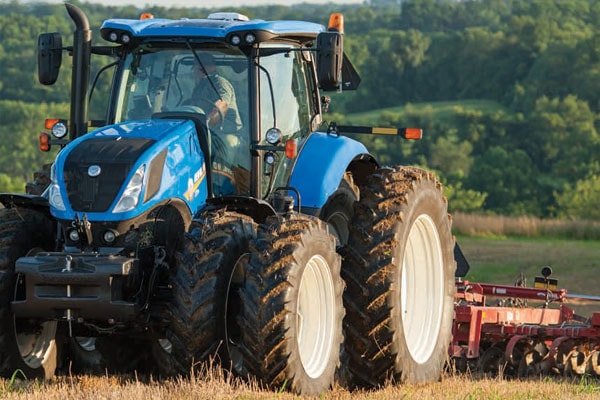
[{"x1": 0, "y1": 4, "x2": 456, "y2": 394}]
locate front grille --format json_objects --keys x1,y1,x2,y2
[{"x1": 64, "y1": 137, "x2": 155, "y2": 212}]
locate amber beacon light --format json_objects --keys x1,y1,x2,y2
[{"x1": 328, "y1": 13, "x2": 344, "y2": 33}]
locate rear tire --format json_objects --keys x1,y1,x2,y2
[
  {"x1": 0, "y1": 207, "x2": 58, "y2": 379},
  {"x1": 234, "y1": 215, "x2": 344, "y2": 395},
  {"x1": 164, "y1": 211, "x2": 256, "y2": 375},
  {"x1": 341, "y1": 166, "x2": 455, "y2": 386},
  {"x1": 25, "y1": 163, "x2": 52, "y2": 195},
  {"x1": 318, "y1": 172, "x2": 359, "y2": 247}
]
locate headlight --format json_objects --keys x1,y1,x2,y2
[
  {"x1": 48, "y1": 184, "x2": 66, "y2": 211},
  {"x1": 265, "y1": 127, "x2": 282, "y2": 145},
  {"x1": 51, "y1": 121, "x2": 68, "y2": 138},
  {"x1": 113, "y1": 164, "x2": 145, "y2": 213},
  {"x1": 103, "y1": 230, "x2": 117, "y2": 243},
  {"x1": 48, "y1": 163, "x2": 66, "y2": 211},
  {"x1": 244, "y1": 32, "x2": 256, "y2": 44},
  {"x1": 69, "y1": 229, "x2": 80, "y2": 242},
  {"x1": 230, "y1": 34, "x2": 241, "y2": 46}
]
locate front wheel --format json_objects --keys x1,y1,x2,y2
[
  {"x1": 164, "y1": 211, "x2": 256, "y2": 375},
  {"x1": 0, "y1": 207, "x2": 58, "y2": 379},
  {"x1": 341, "y1": 166, "x2": 456, "y2": 386},
  {"x1": 234, "y1": 215, "x2": 344, "y2": 395}
]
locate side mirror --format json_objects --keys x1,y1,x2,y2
[
  {"x1": 316, "y1": 31, "x2": 343, "y2": 92},
  {"x1": 38, "y1": 32, "x2": 63, "y2": 85}
]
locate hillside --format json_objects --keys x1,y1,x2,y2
[{"x1": 0, "y1": 0, "x2": 599, "y2": 220}]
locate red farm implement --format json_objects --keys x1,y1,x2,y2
[{"x1": 451, "y1": 268, "x2": 600, "y2": 378}]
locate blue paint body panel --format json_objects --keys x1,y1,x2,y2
[
  {"x1": 50, "y1": 119, "x2": 208, "y2": 222},
  {"x1": 289, "y1": 132, "x2": 369, "y2": 209},
  {"x1": 101, "y1": 17, "x2": 324, "y2": 39}
]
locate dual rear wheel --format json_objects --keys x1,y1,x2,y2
[
  {"x1": 341, "y1": 166, "x2": 455, "y2": 386},
  {"x1": 167, "y1": 166, "x2": 455, "y2": 395}
]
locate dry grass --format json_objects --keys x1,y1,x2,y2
[
  {"x1": 452, "y1": 212, "x2": 600, "y2": 240},
  {"x1": 3, "y1": 214, "x2": 599, "y2": 399},
  {"x1": 1, "y1": 369, "x2": 599, "y2": 400}
]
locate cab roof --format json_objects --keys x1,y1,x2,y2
[{"x1": 100, "y1": 14, "x2": 326, "y2": 45}]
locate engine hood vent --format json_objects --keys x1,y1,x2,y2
[{"x1": 64, "y1": 137, "x2": 155, "y2": 212}]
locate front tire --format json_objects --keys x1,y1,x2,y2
[
  {"x1": 164, "y1": 211, "x2": 256, "y2": 375},
  {"x1": 341, "y1": 166, "x2": 456, "y2": 386},
  {"x1": 0, "y1": 207, "x2": 58, "y2": 379},
  {"x1": 235, "y1": 215, "x2": 344, "y2": 395}
]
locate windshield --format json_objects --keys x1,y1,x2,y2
[
  {"x1": 116, "y1": 45, "x2": 248, "y2": 125},
  {"x1": 115, "y1": 44, "x2": 251, "y2": 196},
  {"x1": 112, "y1": 42, "x2": 319, "y2": 199}
]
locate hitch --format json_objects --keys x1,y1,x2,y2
[{"x1": 73, "y1": 214, "x2": 93, "y2": 246}]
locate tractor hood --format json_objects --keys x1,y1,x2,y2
[{"x1": 47, "y1": 119, "x2": 208, "y2": 222}]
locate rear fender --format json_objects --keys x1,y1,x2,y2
[{"x1": 289, "y1": 132, "x2": 369, "y2": 209}]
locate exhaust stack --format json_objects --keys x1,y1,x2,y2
[{"x1": 65, "y1": 3, "x2": 91, "y2": 140}]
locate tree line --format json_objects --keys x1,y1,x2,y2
[{"x1": 0, "y1": 0, "x2": 598, "y2": 220}]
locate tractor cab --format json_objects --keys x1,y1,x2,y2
[
  {"x1": 111, "y1": 41, "x2": 313, "y2": 198},
  {"x1": 38, "y1": 8, "x2": 356, "y2": 206}
]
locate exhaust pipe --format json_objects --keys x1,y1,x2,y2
[{"x1": 65, "y1": 3, "x2": 91, "y2": 140}]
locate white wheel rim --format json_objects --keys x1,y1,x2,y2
[
  {"x1": 297, "y1": 254, "x2": 336, "y2": 378},
  {"x1": 76, "y1": 337, "x2": 97, "y2": 352},
  {"x1": 158, "y1": 338, "x2": 173, "y2": 354},
  {"x1": 401, "y1": 214, "x2": 444, "y2": 364},
  {"x1": 16, "y1": 320, "x2": 57, "y2": 369}
]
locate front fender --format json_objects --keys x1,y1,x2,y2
[
  {"x1": 0, "y1": 193, "x2": 51, "y2": 215},
  {"x1": 289, "y1": 132, "x2": 369, "y2": 209}
]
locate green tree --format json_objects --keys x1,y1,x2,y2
[
  {"x1": 467, "y1": 146, "x2": 540, "y2": 215},
  {"x1": 525, "y1": 96, "x2": 599, "y2": 183},
  {"x1": 0, "y1": 173, "x2": 25, "y2": 193},
  {"x1": 443, "y1": 182, "x2": 487, "y2": 214},
  {"x1": 555, "y1": 174, "x2": 600, "y2": 220},
  {"x1": 0, "y1": 100, "x2": 66, "y2": 188}
]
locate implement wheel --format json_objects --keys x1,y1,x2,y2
[
  {"x1": 341, "y1": 166, "x2": 455, "y2": 386},
  {"x1": 0, "y1": 207, "x2": 58, "y2": 379},
  {"x1": 234, "y1": 215, "x2": 344, "y2": 395}
]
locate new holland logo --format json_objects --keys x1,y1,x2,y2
[{"x1": 88, "y1": 165, "x2": 101, "y2": 177}]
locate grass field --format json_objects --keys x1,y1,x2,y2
[
  {"x1": 457, "y1": 236, "x2": 600, "y2": 296},
  {"x1": 2, "y1": 235, "x2": 599, "y2": 399},
  {"x1": 2, "y1": 367, "x2": 600, "y2": 399}
]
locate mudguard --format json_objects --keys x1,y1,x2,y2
[
  {"x1": 289, "y1": 132, "x2": 369, "y2": 209},
  {"x1": 0, "y1": 193, "x2": 50, "y2": 213}
]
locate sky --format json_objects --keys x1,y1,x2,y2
[{"x1": 19, "y1": 0, "x2": 364, "y2": 8}]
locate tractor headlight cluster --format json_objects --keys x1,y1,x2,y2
[
  {"x1": 44, "y1": 118, "x2": 69, "y2": 138},
  {"x1": 229, "y1": 31, "x2": 258, "y2": 46},
  {"x1": 67, "y1": 229, "x2": 117, "y2": 244},
  {"x1": 48, "y1": 162, "x2": 66, "y2": 211},
  {"x1": 105, "y1": 30, "x2": 133, "y2": 45},
  {"x1": 265, "y1": 127, "x2": 282, "y2": 145},
  {"x1": 113, "y1": 164, "x2": 146, "y2": 213},
  {"x1": 51, "y1": 121, "x2": 68, "y2": 138}
]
